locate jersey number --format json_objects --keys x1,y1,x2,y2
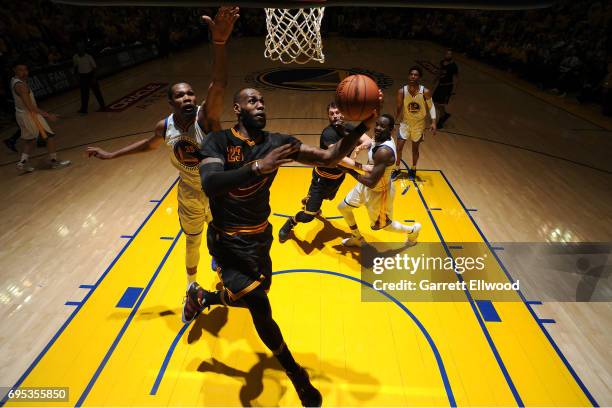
[{"x1": 227, "y1": 146, "x2": 243, "y2": 162}]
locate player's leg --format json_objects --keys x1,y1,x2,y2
[
  {"x1": 78, "y1": 74, "x2": 89, "y2": 114},
  {"x1": 377, "y1": 184, "x2": 421, "y2": 244},
  {"x1": 178, "y1": 182, "x2": 208, "y2": 289},
  {"x1": 90, "y1": 77, "x2": 106, "y2": 110},
  {"x1": 44, "y1": 133, "x2": 71, "y2": 169},
  {"x1": 392, "y1": 123, "x2": 408, "y2": 179},
  {"x1": 279, "y1": 179, "x2": 325, "y2": 243},
  {"x1": 410, "y1": 136, "x2": 423, "y2": 179},
  {"x1": 338, "y1": 184, "x2": 366, "y2": 246}
]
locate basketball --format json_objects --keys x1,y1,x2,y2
[{"x1": 335, "y1": 74, "x2": 380, "y2": 121}]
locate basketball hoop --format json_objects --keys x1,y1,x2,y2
[{"x1": 264, "y1": 7, "x2": 325, "y2": 64}]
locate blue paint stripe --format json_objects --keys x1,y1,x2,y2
[
  {"x1": 403, "y1": 219, "x2": 415, "y2": 223},
  {"x1": 76, "y1": 230, "x2": 182, "y2": 406},
  {"x1": 467, "y1": 208, "x2": 478, "y2": 212},
  {"x1": 448, "y1": 245, "x2": 463, "y2": 249},
  {"x1": 492, "y1": 246, "x2": 505, "y2": 251},
  {"x1": 149, "y1": 199, "x2": 160, "y2": 203},
  {"x1": 160, "y1": 236, "x2": 174, "y2": 240},
  {"x1": 527, "y1": 300, "x2": 542, "y2": 305},
  {"x1": 437, "y1": 169, "x2": 599, "y2": 407},
  {"x1": 402, "y1": 185, "x2": 410, "y2": 195},
  {"x1": 0, "y1": 177, "x2": 180, "y2": 408},
  {"x1": 401, "y1": 160, "x2": 524, "y2": 406},
  {"x1": 476, "y1": 300, "x2": 502, "y2": 322},
  {"x1": 538, "y1": 319, "x2": 556, "y2": 324},
  {"x1": 429, "y1": 207, "x2": 442, "y2": 211},
  {"x1": 150, "y1": 323, "x2": 190, "y2": 395},
  {"x1": 116, "y1": 287, "x2": 143, "y2": 309},
  {"x1": 79, "y1": 284, "x2": 95, "y2": 289},
  {"x1": 325, "y1": 215, "x2": 343, "y2": 220},
  {"x1": 65, "y1": 301, "x2": 81, "y2": 306},
  {"x1": 120, "y1": 235, "x2": 133, "y2": 239}
]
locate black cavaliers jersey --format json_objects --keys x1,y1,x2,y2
[
  {"x1": 313, "y1": 123, "x2": 354, "y2": 180},
  {"x1": 200, "y1": 128, "x2": 300, "y2": 233}
]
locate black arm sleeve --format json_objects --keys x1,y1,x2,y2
[{"x1": 200, "y1": 161, "x2": 259, "y2": 197}]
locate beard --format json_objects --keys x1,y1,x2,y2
[{"x1": 241, "y1": 109, "x2": 266, "y2": 129}]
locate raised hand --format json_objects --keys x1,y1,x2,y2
[{"x1": 202, "y1": 6, "x2": 240, "y2": 44}]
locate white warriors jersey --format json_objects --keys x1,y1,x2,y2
[
  {"x1": 164, "y1": 106, "x2": 207, "y2": 190},
  {"x1": 11, "y1": 77, "x2": 38, "y2": 113},
  {"x1": 367, "y1": 138, "x2": 397, "y2": 192}
]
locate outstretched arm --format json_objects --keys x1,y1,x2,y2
[
  {"x1": 198, "y1": 7, "x2": 240, "y2": 132},
  {"x1": 200, "y1": 142, "x2": 300, "y2": 197},
  {"x1": 86, "y1": 119, "x2": 165, "y2": 159},
  {"x1": 424, "y1": 88, "x2": 436, "y2": 134},
  {"x1": 345, "y1": 146, "x2": 394, "y2": 189}
]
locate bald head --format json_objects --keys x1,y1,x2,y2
[{"x1": 233, "y1": 88, "x2": 266, "y2": 130}]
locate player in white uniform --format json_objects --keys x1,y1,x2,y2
[
  {"x1": 12, "y1": 62, "x2": 71, "y2": 172},
  {"x1": 339, "y1": 114, "x2": 421, "y2": 246},
  {"x1": 85, "y1": 8, "x2": 239, "y2": 316},
  {"x1": 393, "y1": 66, "x2": 436, "y2": 180}
]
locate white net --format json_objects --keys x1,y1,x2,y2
[{"x1": 264, "y1": 7, "x2": 325, "y2": 64}]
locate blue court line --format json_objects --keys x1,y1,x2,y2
[
  {"x1": 149, "y1": 199, "x2": 161, "y2": 203},
  {"x1": 403, "y1": 219, "x2": 415, "y2": 223},
  {"x1": 116, "y1": 287, "x2": 144, "y2": 309},
  {"x1": 429, "y1": 208, "x2": 442, "y2": 211},
  {"x1": 273, "y1": 212, "x2": 291, "y2": 218},
  {"x1": 448, "y1": 245, "x2": 463, "y2": 250},
  {"x1": 79, "y1": 284, "x2": 95, "y2": 289},
  {"x1": 437, "y1": 169, "x2": 598, "y2": 407},
  {"x1": 150, "y1": 322, "x2": 190, "y2": 395},
  {"x1": 476, "y1": 300, "x2": 502, "y2": 322},
  {"x1": 65, "y1": 301, "x2": 81, "y2": 306},
  {"x1": 402, "y1": 185, "x2": 410, "y2": 195},
  {"x1": 120, "y1": 235, "x2": 133, "y2": 239},
  {"x1": 402, "y1": 161, "x2": 524, "y2": 406},
  {"x1": 150, "y1": 269, "x2": 457, "y2": 406},
  {"x1": 526, "y1": 301, "x2": 542, "y2": 305},
  {"x1": 538, "y1": 319, "x2": 556, "y2": 324},
  {"x1": 492, "y1": 246, "x2": 505, "y2": 251},
  {"x1": 0, "y1": 177, "x2": 180, "y2": 408},
  {"x1": 160, "y1": 236, "x2": 174, "y2": 240},
  {"x1": 325, "y1": 215, "x2": 343, "y2": 220},
  {"x1": 76, "y1": 229, "x2": 182, "y2": 406},
  {"x1": 467, "y1": 208, "x2": 478, "y2": 212}
]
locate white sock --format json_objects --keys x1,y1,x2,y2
[
  {"x1": 20, "y1": 153, "x2": 29, "y2": 162},
  {"x1": 384, "y1": 220, "x2": 411, "y2": 233}
]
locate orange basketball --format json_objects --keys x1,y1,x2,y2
[{"x1": 335, "y1": 74, "x2": 380, "y2": 121}]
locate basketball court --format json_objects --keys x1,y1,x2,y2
[{"x1": 0, "y1": 1, "x2": 611, "y2": 407}]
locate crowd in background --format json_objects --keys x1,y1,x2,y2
[{"x1": 0, "y1": 0, "x2": 610, "y2": 121}]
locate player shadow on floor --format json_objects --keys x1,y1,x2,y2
[
  {"x1": 196, "y1": 351, "x2": 380, "y2": 406},
  {"x1": 333, "y1": 240, "x2": 418, "y2": 267},
  {"x1": 289, "y1": 214, "x2": 351, "y2": 255},
  {"x1": 188, "y1": 305, "x2": 229, "y2": 343}
]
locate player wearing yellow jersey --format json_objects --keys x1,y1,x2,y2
[{"x1": 393, "y1": 66, "x2": 436, "y2": 179}]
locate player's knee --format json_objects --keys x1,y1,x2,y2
[{"x1": 244, "y1": 287, "x2": 272, "y2": 321}]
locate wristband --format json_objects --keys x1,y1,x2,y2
[
  {"x1": 253, "y1": 160, "x2": 262, "y2": 175},
  {"x1": 213, "y1": 39, "x2": 226, "y2": 45},
  {"x1": 355, "y1": 162, "x2": 363, "y2": 170}
]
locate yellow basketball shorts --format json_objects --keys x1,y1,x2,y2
[{"x1": 399, "y1": 121, "x2": 425, "y2": 142}]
